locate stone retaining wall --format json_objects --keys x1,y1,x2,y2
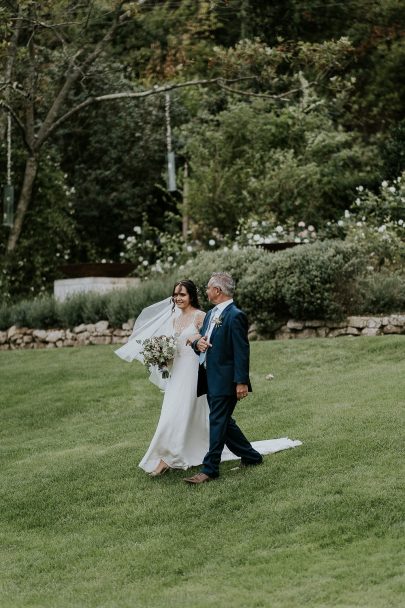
[
  {"x1": 0, "y1": 320, "x2": 134, "y2": 350},
  {"x1": 0, "y1": 315, "x2": 404, "y2": 351},
  {"x1": 272, "y1": 314, "x2": 405, "y2": 340}
]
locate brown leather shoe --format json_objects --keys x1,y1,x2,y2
[{"x1": 183, "y1": 472, "x2": 213, "y2": 484}]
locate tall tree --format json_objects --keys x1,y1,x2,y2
[
  {"x1": 1, "y1": 1, "x2": 138, "y2": 252},
  {"x1": 0, "y1": 0, "x2": 263, "y2": 255}
]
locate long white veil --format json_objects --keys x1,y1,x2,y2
[{"x1": 115, "y1": 296, "x2": 179, "y2": 390}]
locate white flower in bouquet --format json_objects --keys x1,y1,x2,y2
[{"x1": 137, "y1": 335, "x2": 177, "y2": 379}]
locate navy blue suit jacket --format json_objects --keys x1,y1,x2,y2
[{"x1": 194, "y1": 302, "x2": 252, "y2": 397}]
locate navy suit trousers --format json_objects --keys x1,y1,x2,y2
[{"x1": 201, "y1": 394, "x2": 262, "y2": 478}]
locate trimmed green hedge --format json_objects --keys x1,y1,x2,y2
[
  {"x1": 188, "y1": 241, "x2": 365, "y2": 334},
  {"x1": 1, "y1": 242, "x2": 404, "y2": 334},
  {"x1": 353, "y1": 271, "x2": 405, "y2": 315},
  {"x1": 181, "y1": 241, "x2": 405, "y2": 333},
  {"x1": 0, "y1": 274, "x2": 176, "y2": 331}
]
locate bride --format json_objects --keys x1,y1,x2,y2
[
  {"x1": 115, "y1": 279, "x2": 301, "y2": 477},
  {"x1": 116, "y1": 279, "x2": 208, "y2": 475}
]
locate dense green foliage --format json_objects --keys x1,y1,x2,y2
[
  {"x1": 2, "y1": 241, "x2": 405, "y2": 333},
  {"x1": 60, "y1": 87, "x2": 186, "y2": 261},
  {"x1": 0, "y1": 149, "x2": 78, "y2": 299},
  {"x1": 1, "y1": 338, "x2": 404, "y2": 607},
  {"x1": 184, "y1": 241, "x2": 365, "y2": 334},
  {"x1": 182, "y1": 100, "x2": 380, "y2": 236},
  {"x1": 355, "y1": 271, "x2": 405, "y2": 315},
  {"x1": 1, "y1": 0, "x2": 404, "y2": 301}
]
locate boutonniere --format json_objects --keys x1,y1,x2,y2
[{"x1": 213, "y1": 316, "x2": 223, "y2": 328}]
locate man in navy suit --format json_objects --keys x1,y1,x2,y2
[{"x1": 184, "y1": 272, "x2": 262, "y2": 484}]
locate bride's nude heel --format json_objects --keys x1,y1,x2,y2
[{"x1": 149, "y1": 461, "x2": 170, "y2": 477}]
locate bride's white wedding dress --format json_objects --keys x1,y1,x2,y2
[
  {"x1": 139, "y1": 316, "x2": 209, "y2": 472},
  {"x1": 138, "y1": 314, "x2": 302, "y2": 473}
]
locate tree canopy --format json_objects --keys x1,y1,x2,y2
[{"x1": 0, "y1": 0, "x2": 404, "y2": 300}]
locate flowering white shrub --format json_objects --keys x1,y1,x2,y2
[
  {"x1": 234, "y1": 215, "x2": 318, "y2": 247},
  {"x1": 119, "y1": 220, "x2": 227, "y2": 278},
  {"x1": 118, "y1": 176, "x2": 404, "y2": 280},
  {"x1": 323, "y1": 174, "x2": 405, "y2": 268},
  {"x1": 119, "y1": 222, "x2": 185, "y2": 278}
]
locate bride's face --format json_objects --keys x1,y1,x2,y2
[{"x1": 173, "y1": 284, "x2": 191, "y2": 310}]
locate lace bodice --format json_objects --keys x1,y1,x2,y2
[{"x1": 173, "y1": 310, "x2": 205, "y2": 355}]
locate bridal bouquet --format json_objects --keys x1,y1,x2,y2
[{"x1": 138, "y1": 335, "x2": 177, "y2": 379}]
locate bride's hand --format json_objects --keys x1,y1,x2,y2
[{"x1": 186, "y1": 333, "x2": 201, "y2": 346}]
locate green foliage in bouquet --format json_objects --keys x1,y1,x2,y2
[{"x1": 138, "y1": 336, "x2": 176, "y2": 379}]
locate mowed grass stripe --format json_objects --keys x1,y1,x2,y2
[{"x1": 0, "y1": 337, "x2": 404, "y2": 607}]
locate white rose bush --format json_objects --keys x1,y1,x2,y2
[
  {"x1": 117, "y1": 177, "x2": 404, "y2": 289},
  {"x1": 234, "y1": 215, "x2": 318, "y2": 247},
  {"x1": 323, "y1": 174, "x2": 405, "y2": 269}
]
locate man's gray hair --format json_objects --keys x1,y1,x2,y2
[{"x1": 209, "y1": 272, "x2": 235, "y2": 296}]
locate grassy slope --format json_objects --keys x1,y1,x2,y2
[{"x1": 0, "y1": 337, "x2": 404, "y2": 608}]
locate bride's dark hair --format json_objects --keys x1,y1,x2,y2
[{"x1": 172, "y1": 279, "x2": 200, "y2": 311}]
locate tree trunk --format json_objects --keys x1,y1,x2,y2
[
  {"x1": 6, "y1": 155, "x2": 38, "y2": 254},
  {"x1": 0, "y1": 7, "x2": 23, "y2": 142},
  {"x1": 182, "y1": 162, "x2": 189, "y2": 241}
]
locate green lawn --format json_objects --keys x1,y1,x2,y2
[{"x1": 1, "y1": 337, "x2": 404, "y2": 608}]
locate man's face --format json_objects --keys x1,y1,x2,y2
[{"x1": 206, "y1": 280, "x2": 221, "y2": 304}]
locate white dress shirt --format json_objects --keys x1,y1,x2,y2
[{"x1": 206, "y1": 299, "x2": 233, "y2": 342}]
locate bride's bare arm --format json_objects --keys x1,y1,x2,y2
[{"x1": 186, "y1": 311, "x2": 206, "y2": 345}]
